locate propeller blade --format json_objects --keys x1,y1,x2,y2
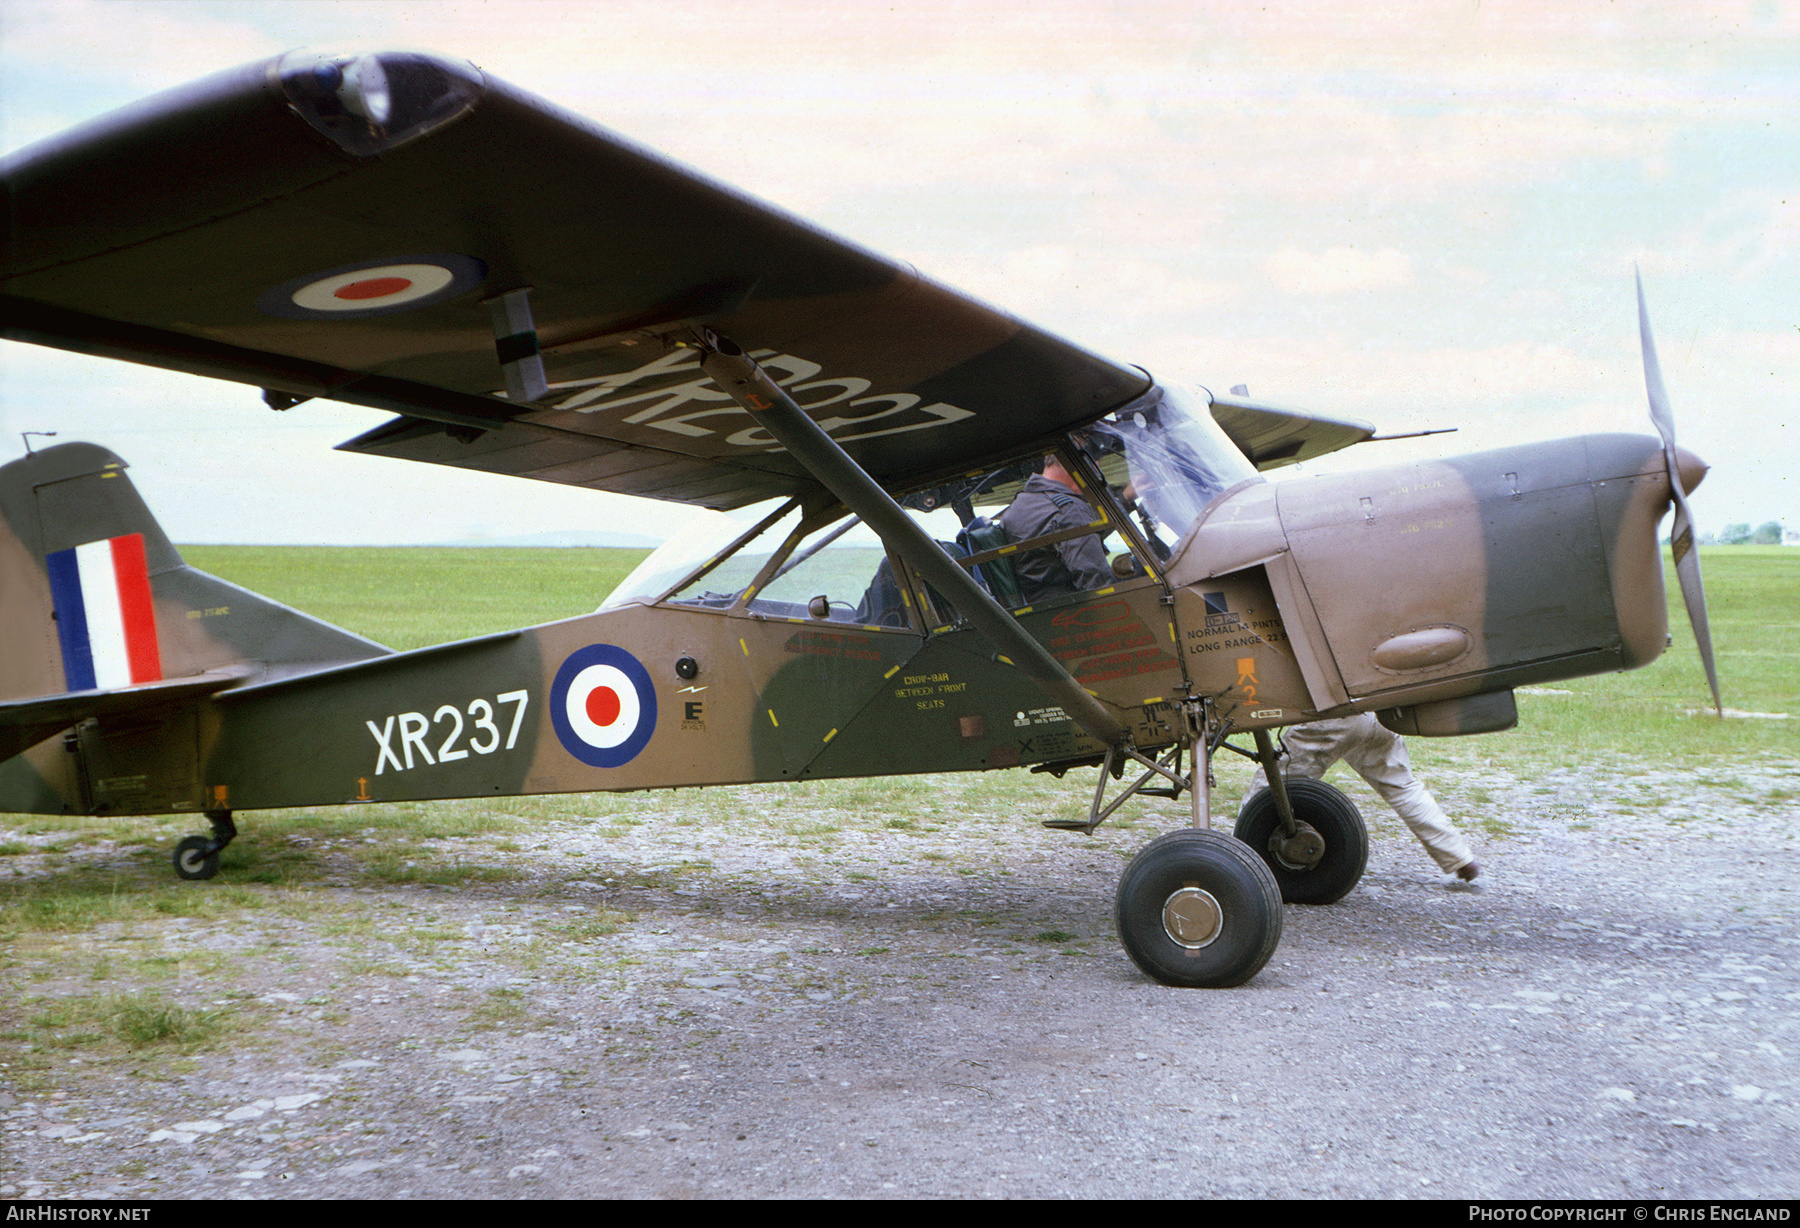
[{"x1": 1637, "y1": 270, "x2": 1722, "y2": 716}]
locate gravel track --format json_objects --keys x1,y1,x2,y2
[{"x1": 3, "y1": 754, "x2": 1796, "y2": 1200}]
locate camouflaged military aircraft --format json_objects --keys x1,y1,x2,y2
[{"x1": 0, "y1": 50, "x2": 1717, "y2": 987}]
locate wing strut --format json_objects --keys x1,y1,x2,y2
[{"x1": 693, "y1": 330, "x2": 1129, "y2": 750}]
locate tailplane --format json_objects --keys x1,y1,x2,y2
[{"x1": 1, "y1": 442, "x2": 388, "y2": 763}]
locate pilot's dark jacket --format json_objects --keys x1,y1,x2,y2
[{"x1": 998, "y1": 473, "x2": 1113, "y2": 604}]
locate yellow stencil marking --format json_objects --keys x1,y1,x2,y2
[
  {"x1": 767, "y1": 709, "x2": 779, "y2": 727},
  {"x1": 822, "y1": 727, "x2": 837, "y2": 743}
]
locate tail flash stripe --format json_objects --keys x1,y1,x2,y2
[
  {"x1": 109, "y1": 534, "x2": 162, "y2": 684},
  {"x1": 46, "y1": 547, "x2": 96, "y2": 691},
  {"x1": 47, "y1": 533, "x2": 162, "y2": 691},
  {"x1": 76, "y1": 539, "x2": 129, "y2": 687}
]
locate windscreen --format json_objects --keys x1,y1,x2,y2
[{"x1": 1084, "y1": 385, "x2": 1261, "y2": 543}]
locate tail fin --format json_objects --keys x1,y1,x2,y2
[{"x1": 1, "y1": 442, "x2": 388, "y2": 758}]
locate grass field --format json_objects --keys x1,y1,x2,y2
[{"x1": 180, "y1": 544, "x2": 651, "y2": 651}]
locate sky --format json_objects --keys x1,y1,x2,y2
[{"x1": 1, "y1": 0, "x2": 1794, "y2": 544}]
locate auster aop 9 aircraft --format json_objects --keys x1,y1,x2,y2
[{"x1": 0, "y1": 51, "x2": 1718, "y2": 987}]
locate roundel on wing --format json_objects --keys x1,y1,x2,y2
[
  {"x1": 256, "y1": 254, "x2": 487, "y2": 319},
  {"x1": 550, "y1": 645, "x2": 657, "y2": 768}
]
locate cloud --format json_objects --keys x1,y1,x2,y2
[
  {"x1": 1678, "y1": 189, "x2": 1800, "y2": 282},
  {"x1": 926, "y1": 245, "x2": 1236, "y2": 326},
  {"x1": 1266, "y1": 247, "x2": 1414, "y2": 296},
  {"x1": 0, "y1": 1, "x2": 282, "y2": 99}
]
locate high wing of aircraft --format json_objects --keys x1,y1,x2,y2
[
  {"x1": 0, "y1": 50, "x2": 1367, "y2": 507},
  {"x1": 0, "y1": 51, "x2": 1717, "y2": 988}
]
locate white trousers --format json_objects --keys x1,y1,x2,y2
[{"x1": 1243, "y1": 714, "x2": 1475, "y2": 874}]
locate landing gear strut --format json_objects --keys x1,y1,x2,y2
[{"x1": 173, "y1": 809, "x2": 235, "y2": 881}]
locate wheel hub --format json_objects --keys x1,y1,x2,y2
[
  {"x1": 1162, "y1": 886, "x2": 1222, "y2": 949},
  {"x1": 1270, "y1": 821, "x2": 1325, "y2": 871}
]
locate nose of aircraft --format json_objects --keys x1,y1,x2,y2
[{"x1": 1673, "y1": 444, "x2": 1708, "y2": 497}]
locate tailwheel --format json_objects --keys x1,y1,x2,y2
[
  {"x1": 1235, "y1": 778, "x2": 1368, "y2": 905},
  {"x1": 173, "y1": 836, "x2": 220, "y2": 881},
  {"x1": 172, "y1": 810, "x2": 236, "y2": 882},
  {"x1": 1115, "y1": 829, "x2": 1283, "y2": 988}
]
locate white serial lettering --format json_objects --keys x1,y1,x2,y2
[
  {"x1": 398, "y1": 711, "x2": 433, "y2": 769},
  {"x1": 367, "y1": 690, "x2": 532, "y2": 775},
  {"x1": 366, "y1": 716, "x2": 403, "y2": 775},
  {"x1": 499, "y1": 689, "x2": 530, "y2": 749},
  {"x1": 616, "y1": 377, "x2": 733, "y2": 428},
  {"x1": 546, "y1": 349, "x2": 704, "y2": 411},
  {"x1": 544, "y1": 348, "x2": 971, "y2": 448},
  {"x1": 434, "y1": 704, "x2": 467, "y2": 761}
]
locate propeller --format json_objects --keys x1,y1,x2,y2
[{"x1": 1637, "y1": 269, "x2": 1722, "y2": 716}]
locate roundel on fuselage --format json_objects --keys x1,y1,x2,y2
[{"x1": 549, "y1": 644, "x2": 657, "y2": 768}]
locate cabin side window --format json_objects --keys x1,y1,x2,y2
[{"x1": 600, "y1": 496, "x2": 928, "y2": 631}]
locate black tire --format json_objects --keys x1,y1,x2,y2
[
  {"x1": 1114, "y1": 829, "x2": 1283, "y2": 988},
  {"x1": 173, "y1": 836, "x2": 220, "y2": 881},
  {"x1": 1235, "y1": 777, "x2": 1368, "y2": 905}
]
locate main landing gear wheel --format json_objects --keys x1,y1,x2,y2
[
  {"x1": 173, "y1": 836, "x2": 220, "y2": 881},
  {"x1": 1235, "y1": 777, "x2": 1368, "y2": 905},
  {"x1": 1115, "y1": 829, "x2": 1283, "y2": 988}
]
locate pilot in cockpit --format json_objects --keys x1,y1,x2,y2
[{"x1": 997, "y1": 453, "x2": 1114, "y2": 604}]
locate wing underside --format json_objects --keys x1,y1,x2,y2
[
  {"x1": 2, "y1": 50, "x2": 1372, "y2": 504},
  {"x1": 1, "y1": 52, "x2": 1154, "y2": 507}
]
